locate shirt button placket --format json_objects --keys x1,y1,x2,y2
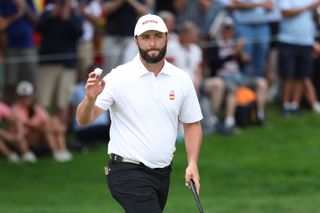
[{"x1": 153, "y1": 77, "x2": 160, "y2": 101}]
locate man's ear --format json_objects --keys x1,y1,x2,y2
[{"x1": 134, "y1": 36, "x2": 138, "y2": 44}]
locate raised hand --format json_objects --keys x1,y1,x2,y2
[{"x1": 85, "y1": 71, "x2": 105, "y2": 101}]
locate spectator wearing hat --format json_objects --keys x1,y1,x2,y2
[
  {"x1": 11, "y1": 81, "x2": 73, "y2": 162},
  {"x1": 207, "y1": 16, "x2": 268, "y2": 127},
  {"x1": 223, "y1": 0, "x2": 277, "y2": 78}
]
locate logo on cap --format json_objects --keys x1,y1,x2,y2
[{"x1": 142, "y1": 20, "x2": 158, "y2": 25}]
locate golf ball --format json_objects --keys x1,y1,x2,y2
[{"x1": 94, "y1": 68, "x2": 103, "y2": 76}]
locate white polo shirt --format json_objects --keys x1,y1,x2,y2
[{"x1": 95, "y1": 55, "x2": 203, "y2": 168}]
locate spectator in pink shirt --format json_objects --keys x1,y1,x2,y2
[
  {"x1": 0, "y1": 101, "x2": 37, "y2": 162},
  {"x1": 11, "y1": 81, "x2": 73, "y2": 162}
]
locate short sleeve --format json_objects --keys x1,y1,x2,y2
[{"x1": 179, "y1": 75, "x2": 203, "y2": 123}]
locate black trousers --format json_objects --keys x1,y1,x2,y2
[{"x1": 106, "y1": 160, "x2": 171, "y2": 213}]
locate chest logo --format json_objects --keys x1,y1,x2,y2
[{"x1": 169, "y1": 90, "x2": 175, "y2": 101}]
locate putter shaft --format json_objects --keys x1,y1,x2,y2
[{"x1": 190, "y1": 179, "x2": 204, "y2": 213}]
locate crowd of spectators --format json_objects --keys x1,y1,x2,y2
[{"x1": 1, "y1": 0, "x2": 320, "y2": 162}]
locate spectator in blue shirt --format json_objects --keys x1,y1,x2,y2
[
  {"x1": 223, "y1": 0, "x2": 278, "y2": 78},
  {"x1": 277, "y1": 0, "x2": 320, "y2": 116},
  {"x1": 0, "y1": 0, "x2": 38, "y2": 103}
]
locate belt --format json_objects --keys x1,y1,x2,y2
[{"x1": 110, "y1": 154, "x2": 140, "y2": 165}]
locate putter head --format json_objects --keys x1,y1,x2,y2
[{"x1": 189, "y1": 179, "x2": 204, "y2": 213}]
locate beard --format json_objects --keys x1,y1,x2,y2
[{"x1": 138, "y1": 44, "x2": 167, "y2": 64}]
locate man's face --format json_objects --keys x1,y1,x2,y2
[{"x1": 136, "y1": 31, "x2": 168, "y2": 64}]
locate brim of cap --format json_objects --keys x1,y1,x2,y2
[{"x1": 135, "y1": 30, "x2": 168, "y2": 36}]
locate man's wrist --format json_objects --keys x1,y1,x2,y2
[
  {"x1": 85, "y1": 96, "x2": 97, "y2": 104},
  {"x1": 188, "y1": 160, "x2": 198, "y2": 167}
]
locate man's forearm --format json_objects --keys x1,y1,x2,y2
[
  {"x1": 184, "y1": 122, "x2": 202, "y2": 165},
  {"x1": 9, "y1": 0, "x2": 26, "y2": 24},
  {"x1": 282, "y1": 1, "x2": 319, "y2": 18},
  {"x1": 231, "y1": 1, "x2": 262, "y2": 10},
  {"x1": 76, "y1": 96, "x2": 97, "y2": 126}
]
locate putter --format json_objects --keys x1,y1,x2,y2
[{"x1": 189, "y1": 179, "x2": 204, "y2": 213}]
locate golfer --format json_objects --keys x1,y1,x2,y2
[{"x1": 76, "y1": 14, "x2": 203, "y2": 212}]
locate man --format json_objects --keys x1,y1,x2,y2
[
  {"x1": 76, "y1": 14, "x2": 203, "y2": 212},
  {"x1": 277, "y1": 0, "x2": 320, "y2": 116}
]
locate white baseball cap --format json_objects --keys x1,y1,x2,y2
[
  {"x1": 222, "y1": 16, "x2": 234, "y2": 27},
  {"x1": 16, "y1": 81, "x2": 34, "y2": 96},
  {"x1": 134, "y1": 14, "x2": 168, "y2": 36}
]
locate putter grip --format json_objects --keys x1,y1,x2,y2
[{"x1": 190, "y1": 179, "x2": 204, "y2": 213}]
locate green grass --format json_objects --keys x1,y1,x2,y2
[{"x1": 1, "y1": 105, "x2": 320, "y2": 213}]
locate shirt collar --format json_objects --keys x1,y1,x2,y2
[{"x1": 134, "y1": 54, "x2": 173, "y2": 77}]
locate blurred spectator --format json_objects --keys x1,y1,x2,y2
[
  {"x1": 302, "y1": 40, "x2": 320, "y2": 113},
  {"x1": 223, "y1": 0, "x2": 277, "y2": 78},
  {"x1": 166, "y1": 21, "x2": 203, "y2": 89},
  {"x1": 158, "y1": 10, "x2": 178, "y2": 39},
  {"x1": 207, "y1": 1, "x2": 231, "y2": 40},
  {"x1": 155, "y1": 0, "x2": 174, "y2": 13},
  {"x1": 264, "y1": 1, "x2": 282, "y2": 102},
  {"x1": 277, "y1": 0, "x2": 320, "y2": 116},
  {"x1": 166, "y1": 21, "x2": 225, "y2": 133},
  {"x1": 12, "y1": 81, "x2": 73, "y2": 162},
  {"x1": 312, "y1": 40, "x2": 320, "y2": 101},
  {"x1": 101, "y1": 0, "x2": 154, "y2": 74},
  {"x1": 172, "y1": 0, "x2": 223, "y2": 39},
  {"x1": 71, "y1": 65, "x2": 110, "y2": 144},
  {"x1": 0, "y1": 0, "x2": 38, "y2": 104},
  {"x1": 207, "y1": 16, "x2": 268, "y2": 127},
  {"x1": 158, "y1": 10, "x2": 179, "y2": 63},
  {"x1": 76, "y1": 0, "x2": 102, "y2": 81},
  {"x1": 0, "y1": 100, "x2": 37, "y2": 162},
  {"x1": 35, "y1": 0, "x2": 83, "y2": 126}
]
